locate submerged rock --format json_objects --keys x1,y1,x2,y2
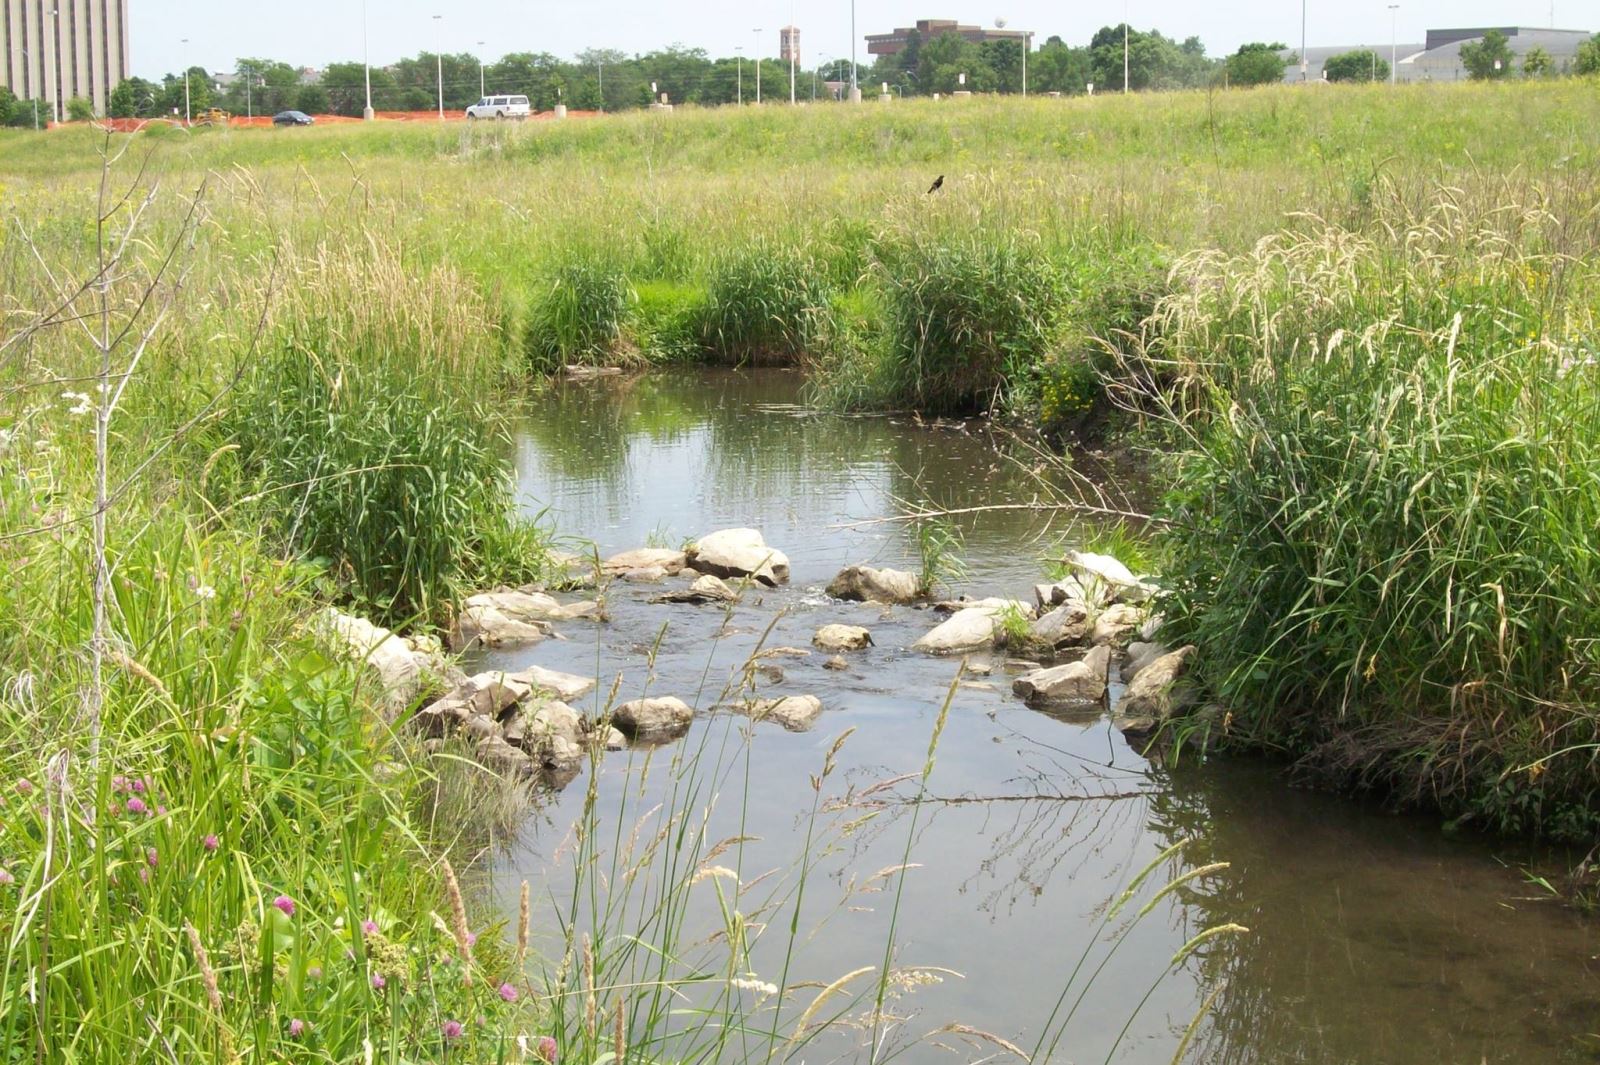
[
  {"x1": 736, "y1": 695, "x2": 824, "y2": 732},
  {"x1": 813, "y1": 624, "x2": 873, "y2": 652},
  {"x1": 1012, "y1": 645, "x2": 1110, "y2": 708},
  {"x1": 651, "y1": 574, "x2": 741, "y2": 604},
  {"x1": 827, "y1": 565, "x2": 921, "y2": 605},
  {"x1": 687, "y1": 528, "x2": 790, "y2": 586},
  {"x1": 612, "y1": 697, "x2": 695, "y2": 742},
  {"x1": 823, "y1": 655, "x2": 849, "y2": 671},
  {"x1": 1113, "y1": 645, "x2": 1198, "y2": 739}
]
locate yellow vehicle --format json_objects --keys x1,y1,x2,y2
[{"x1": 190, "y1": 107, "x2": 231, "y2": 126}]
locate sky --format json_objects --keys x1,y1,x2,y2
[{"x1": 132, "y1": 0, "x2": 1586, "y2": 78}]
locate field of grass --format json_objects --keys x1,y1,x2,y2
[{"x1": 1, "y1": 78, "x2": 1598, "y2": 1059}]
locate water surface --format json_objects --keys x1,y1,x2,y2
[{"x1": 488, "y1": 369, "x2": 1600, "y2": 1064}]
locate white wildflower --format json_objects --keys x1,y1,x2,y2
[
  {"x1": 60, "y1": 391, "x2": 92, "y2": 416},
  {"x1": 194, "y1": 584, "x2": 217, "y2": 601}
]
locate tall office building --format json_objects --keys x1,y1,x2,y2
[
  {"x1": 780, "y1": 25, "x2": 800, "y2": 65},
  {"x1": 2, "y1": 0, "x2": 130, "y2": 120}
]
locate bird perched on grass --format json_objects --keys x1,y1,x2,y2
[{"x1": 927, "y1": 175, "x2": 944, "y2": 194}]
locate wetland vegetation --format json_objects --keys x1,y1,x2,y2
[{"x1": 2, "y1": 79, "x2": 1598, "y2": 1061}]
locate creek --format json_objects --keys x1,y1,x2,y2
[{"x1": 483, "y1": 369, "x2": 1600, "y2": 1064}]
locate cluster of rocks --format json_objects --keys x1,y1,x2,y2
[{"x1": 319, "y1": 529, "x2": 1196, "y2": 788}]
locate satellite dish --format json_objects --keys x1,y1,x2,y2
[{"x1": 995, "y1": 16, "x2": 1008, "y2": 28}]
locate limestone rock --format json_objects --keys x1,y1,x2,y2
[
  {"x1": 612, "y1": 697, "x2": 695, "y2": 741},
  {"x1": 1091, "y1": 603, "x2": 1146, "y2": 647},
  {"x1": 509, "y1": 665, "x2": 597, "y2": 702},
  {"x1": 914, "y1": 607, "x2": 1003, "y2": 654},
  {"x1": 826, "y1": 565, "x2": 920, "y2": 605},
  {"x1": 652, "y1": 574, "x2": 740, "y2": 604},
  {"x1": 602, "y1": 548, "x2": 687, "y2": 575},
  {"x1": 1032, "y1": 576, "x2": 1103, "y2": 613},
  {"x1": 1030, "y1": 603, "x2": 1091, "y2": 649},
  {"x1": 823, "y1": 656, "x2": 849, "y2": 671},
  {"x1": 813, "y1": 624, "x2": 873, "y2": 652},
  {"x1": 515, "y1": 699, "x2": 587, "y2": 769},
  {"x1": 318, "y1": 609, "x2": 435, "y2": 713},
  {"x1": 619, "y1": 566, "x2": 669, "y2": 583},
  {"x1": 687, "y1": 529, "x2": 790, "y2": 586},
  {"x1": 1122, "y1": 641, "x2": 1171, "y2": 685},
  {"x1": 1113, "y1": 645, "x2": 1198, "y2": 738},
  {"x1": 1067, "y1": 551, "x2": 1159, "y2": 605},
  {"x1": 1012, "y1": 645, "x2": 1110, "y2": 708},
  {"x1": 475, "y1": 734, "x2": 536, "y2": 777},
  {"x1": 738, "y1": 695, "x2": 823, "y2": 733},
  {"x1": 453, "y1": 588, "x2": 603, "y2": 651},
  {"x1": 933, "y1": 597, "x2": 1034, "y2": 618}
]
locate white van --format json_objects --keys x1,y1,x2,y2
[{"x1": 465, "y1": 95, "x2": 531, "y2": 120}]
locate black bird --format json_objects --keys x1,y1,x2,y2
[{"x1": 927, "y1": 174, "x2": 944, "y2": 194}]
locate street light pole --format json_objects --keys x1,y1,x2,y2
[
  {"x1": 181, "y1": 37, "x2": 191, "y2": 123},
  {"x1": 1388, "y1": 4, "x2": 1399, "y2": 85},
  {"x1": 1023, "y1": 31, "x2": 1029, "y2": 97},
  {"x1": 850, "y1": 0, "x2": 859, "y2": 101},
  {"x1": 477, "y1": 41, "x2": 486, "y2": 98},
  {"x1": 362, "y1": 0, "x2": 374, "y2": 119},
  {"x1": 789, "y1": 0, "x2": 797, "y2": 104},
  {"x1": 1301, "y1": 0, "x2": 1308, "y2": 81},
  {"x1": 1123, "y1": 3, "x2": 1130, "y2": 93},
  {"x1": 433, "y1": 16, "x2": 444, "y2": 119},
  {"x1": 753, "y1": 28, "x2": 763, "y2": 104},
  {"x1": 736, "y1": 47, "x2": 743, "y2": 105}
]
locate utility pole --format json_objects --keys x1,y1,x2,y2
[
  {"x1": 244, "y1": 62, "x2": 252, "y2": 118},
  {"x1": 182, "y1": 38, "x2": 191, "y2": 123},
  {"x1": 754, "y1": 28, "x2": 763, "y2": 104},
  {"x1": 478, "y1": 41, "x2": 486, "y2": 98},
  {"x1": 789, "y1": 1, "x2": 797, "y2": 104},
  {"x1": 597, "y1": 61, "x2": 604, "y2": 110},
  {"x1": 736, "y1": 47, "x2": 743, "y2": 105},
  {"x1": 1122, "y1": 0, "x2": 1130, "y2": 93}
]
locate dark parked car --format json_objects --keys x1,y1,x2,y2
[{"x1": 272, "y1": 110, "x2": 314, "y2": 126}]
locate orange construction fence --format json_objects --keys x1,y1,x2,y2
[{"x1": 57, "y1": 110, "x2": 601, "y2": 133}]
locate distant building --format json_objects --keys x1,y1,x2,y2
[
  {"x1": 1282, "y1": 25, "x2": 1593, "y2": 82},
  {"x1": 1, "y1": 0, "x2": 131, "y2": 118},
  {"x1": 780, "y1": 26, "x2": 800, "y2": 64},
  {"x1": 866, "y1": 18, "x2": 1028, "y2": 57}
]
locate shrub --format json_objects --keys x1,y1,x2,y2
[{"x1": 1323, "y1": 50, "x2": 1389, "y2": 83}]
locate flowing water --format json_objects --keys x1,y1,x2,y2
[{"x1": 486, "y1": 369, "x2": 1600, "y2": 1064}]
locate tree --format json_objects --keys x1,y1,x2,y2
[
  {"x1": 1031, "y1": 39, "x2": 1093, "y2": 94},
  {"x1": 318, "y1": 62, "x2": 395, "y2": 116},
  {"x1": 158, "y1": 67, "x2": 211, "y2": 116},
  {"x1": 1459, "y1": 30, "x2": 1513, "y2": 80},
  {"x1": 66, "y1": 96, "x2": 94, "y2": 121},
  {"x1": 296, "y1": 85, "x2": 330, "y2": 114},
  {"x1": 0, "y1": 87, "x2": 14, "y2": 126},
  {"x1": 1323, "y1": 50, "x2": 1388, "y2": 82},
  {"x1": 1521, "y1": 46, "x2": 1552, "y2": 77},
  {"x1": 108, "y1": 80, "x2": 137, "y2": 117},
  {"x1": 1226, "y1": 42, "x2": 1289, "y2": 86},
  {"x1": 1577, "y1": 34, "x2": 1600, "y2": 76},
  {"x1": 1088, "y1": 25, "x2": 1205, "y2": 92}
]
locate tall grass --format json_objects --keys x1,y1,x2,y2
[
  {"x1": 1123, "y1": 187, "x2": 1600, "y2": 839},
  {"x1": 525, "y1": 260, "x2": 635, "y2": 373}
]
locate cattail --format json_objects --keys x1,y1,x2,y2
[
  {"x1": 441, "y1": 857, "x2": 473, "y2": 985},
  {"x1": 517, "y1": 879, "x2": 530, "y2": 968},
  {"x1": 613, "y1": 1000, "x2": 626, "y2": 1064},
  {"x1": 582, "y1": 934, "x2": 596, "y2": 1042}
]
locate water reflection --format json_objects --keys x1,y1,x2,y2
[{"x1": 498, "y1": 369, "x2": 1600, "y2": 1065}]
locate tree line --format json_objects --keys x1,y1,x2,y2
[{"x1": 4, "y1": 26, "x2": 1596, "y2": 125}]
